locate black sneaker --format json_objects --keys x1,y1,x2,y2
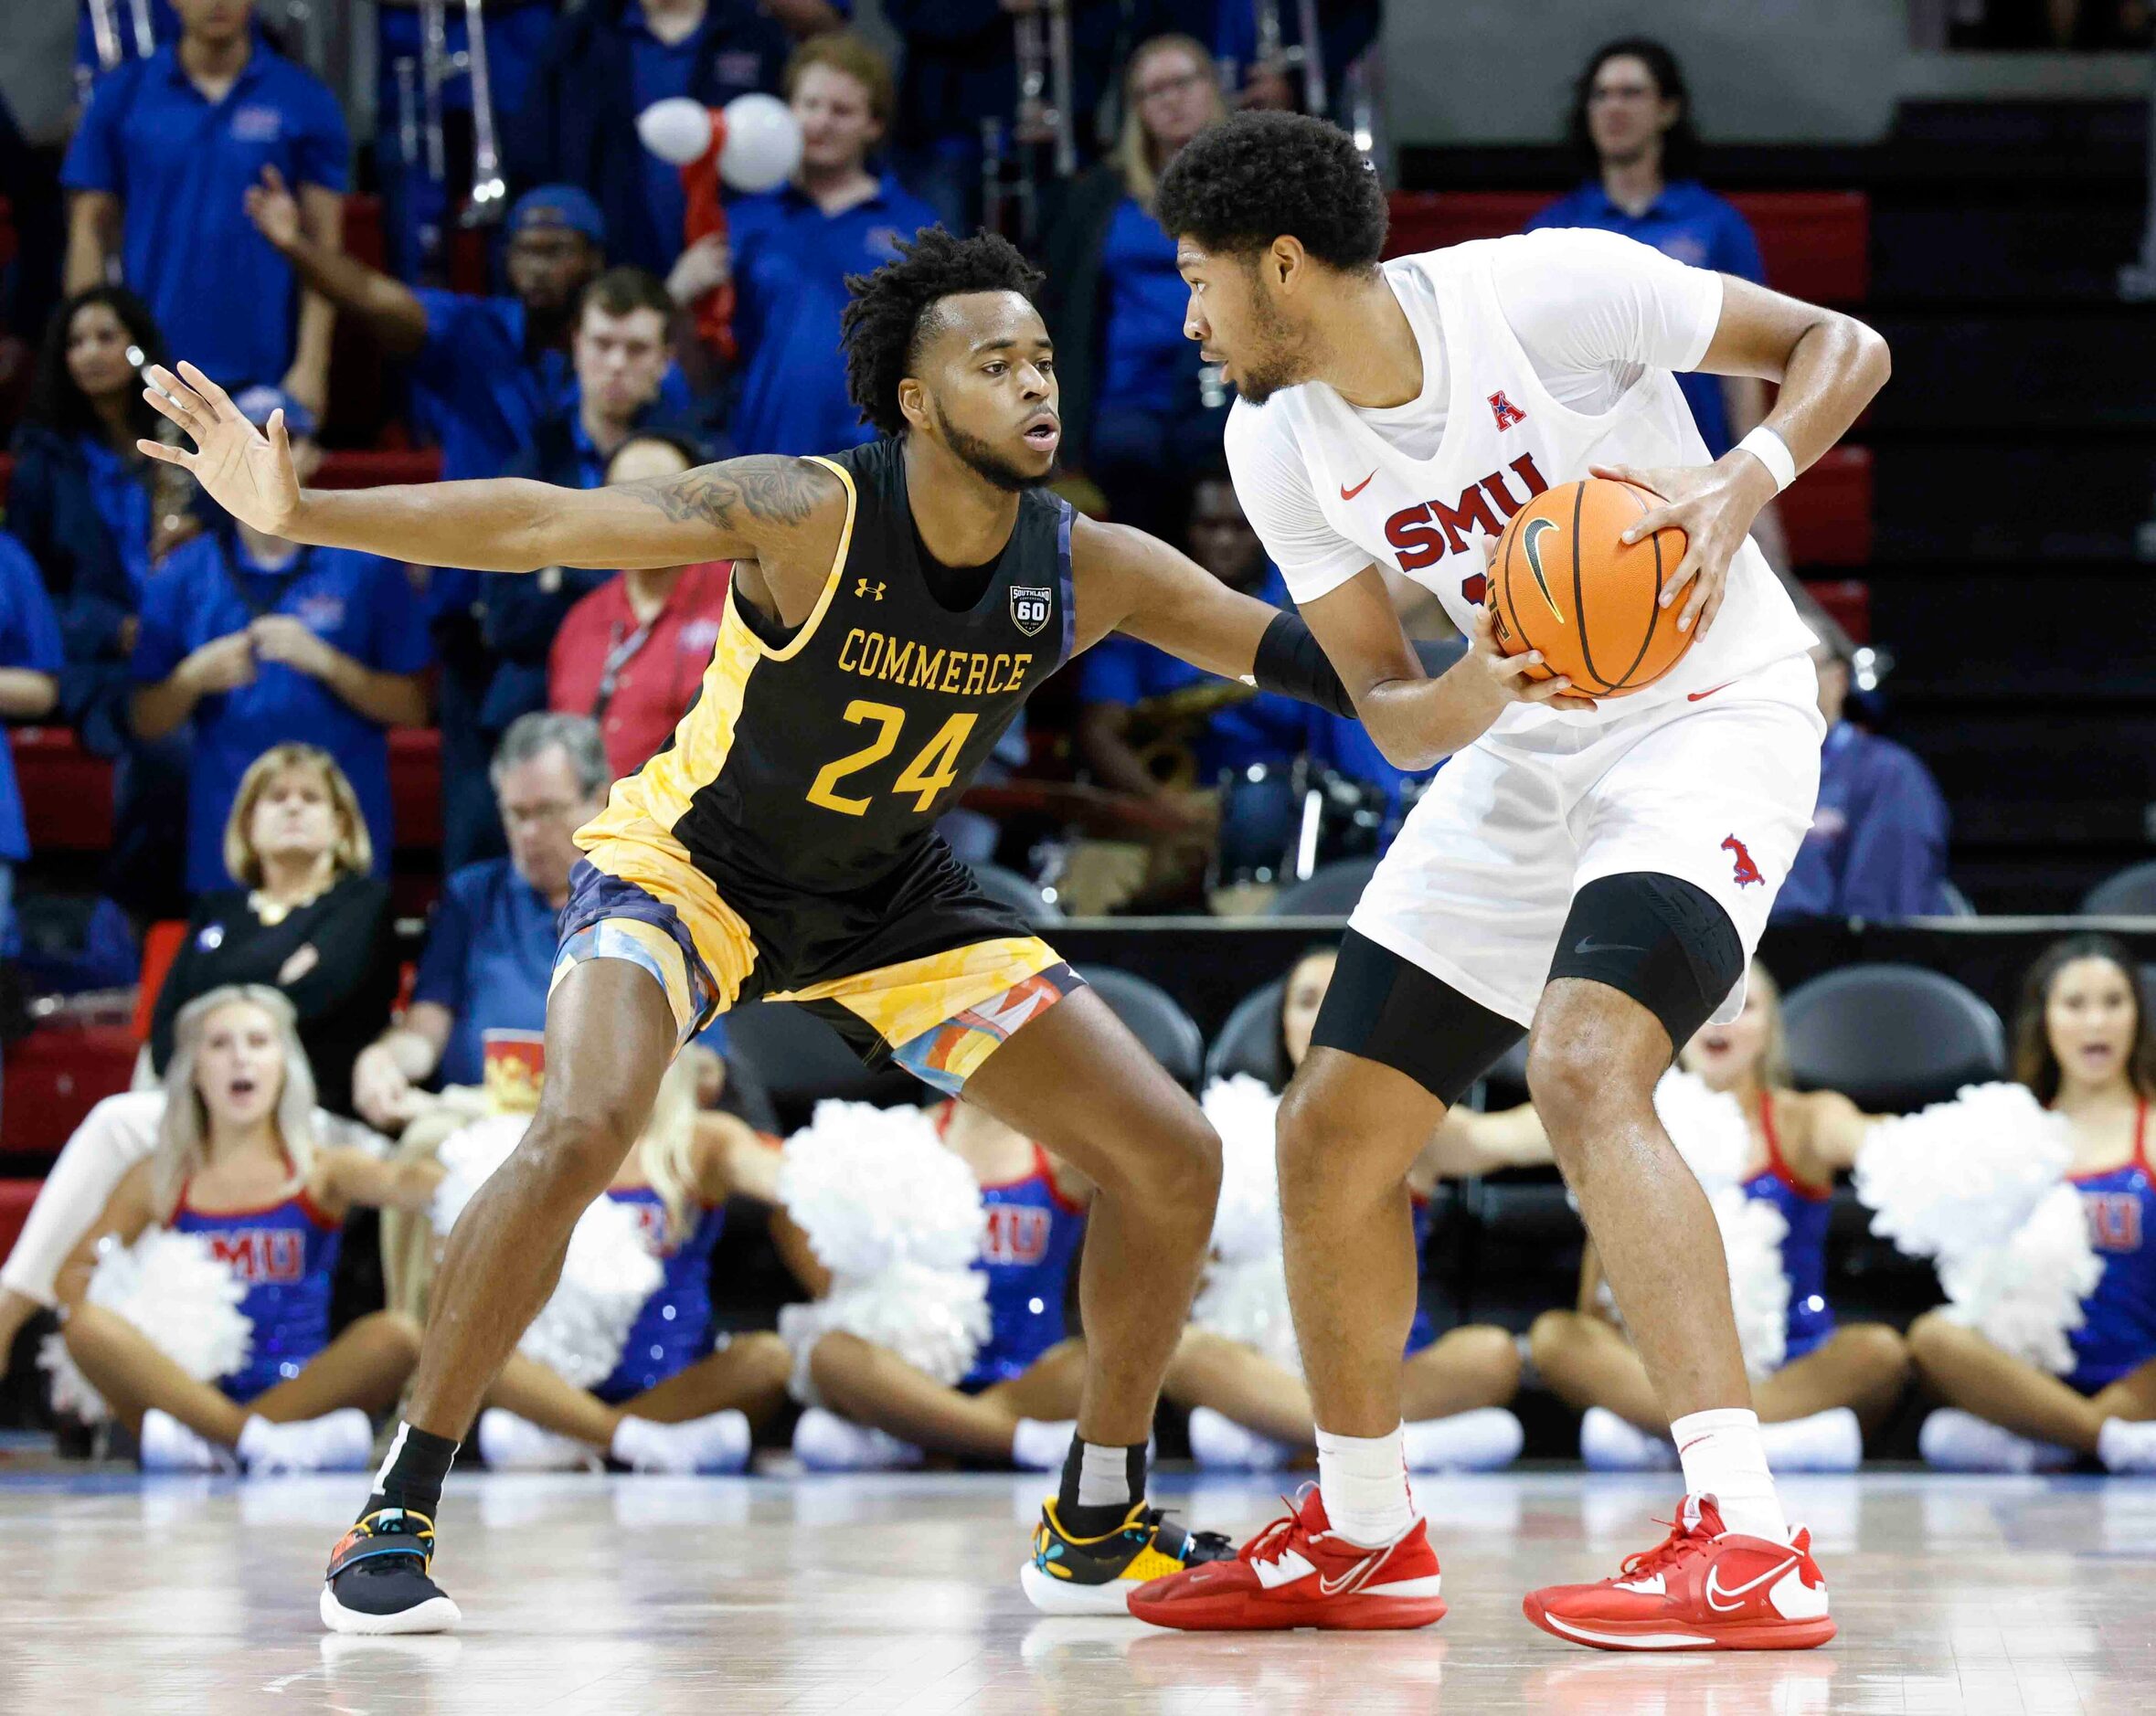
[
  {"x1": 319, "y1": 1508, "x2": 462, "y2": 1635},
  {"x1": 1020, "y1": 1499, "x2": 1236, "y2": 1615}
]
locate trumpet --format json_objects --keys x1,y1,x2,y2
[
  {"x1": 993, "y1": 0, "x2": 1076, "y2": 246},
  {"x1": 462, "y1": 0, "x2": 507, "y2": 226},
  {"x1": 1250, "y1": 0, "x2": 1328, "y2": 117},
  {"x1": 83, "y1": 0, "x2": 155, "y2": 74}
]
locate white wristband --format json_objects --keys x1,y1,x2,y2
[{"x1": 1734, "y1": 426, "x2": 1797, "y2": 494}]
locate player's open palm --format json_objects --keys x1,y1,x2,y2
[{"x1": 138, "y1": 362, "x2": 301, "y2": 537}]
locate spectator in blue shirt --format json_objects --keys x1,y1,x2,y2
[
  {"x1": 62, "y1": 0, "x2": 348, "y2": 416},
  {"x1": 681, "y1": 32, "x2": 935, "y2": 456},
  {"x1": 1078, "y1": 476, "x2": 1306, "y2": 808},
  {"x1": 11, "y1": 285, "x2": 198, "y2": 920},
  {"x1": 506, "y1": 0, "x2": 830, "y2": 278},
  {"x1": 128, "y1": 386, "x2": 432, "y2": 895},
  {"x1": 0, "y1": 530, "x2": 66, "y2": 950},
  {"x1": 347, "y1": 713, "x2": 610, "y2": 1133},
  {"x1": 1039, "y1": 34, "x2": 1227, "y2": 543},
  {"x1": 1527, "y1": 39, "x2": 1789, "y2": 570},
  {"x1": 1775, "y1": 637, "x2": 1953, "y2": 921}
]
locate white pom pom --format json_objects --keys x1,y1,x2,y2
[
  {"x1": 1653, "y1": 1071, "x2": 1753, "y2": 1192},
  {"x1": 1189, "y1": 1256, "x2": 1301, "y2": 1375},
  {"x1": 776, "y1": 1103, "x2": 991, "y2": 1403},
  {"x1": 430, "y1": 1113, "x2": 662, "y2": 1389},
  {"x1": 779, "y1": 1264, "x2": 991, "y2": 1404},
  {"x1": 43, "y1": 1229, "x2": 253, "y2": 1421},
  {"x1": 1202, "y1": 1075, "x2": 1282, "y2": 1263},
  {"x1": 717, "y1": 92, "x2": 802, "y2": 192},
  {"x1": 779, "y1": 1101, "x2": 984, "y2": 1275},
  {"x1": 1857, "y1": 1083, "x2": 2073, "y2": 1265},
  {"x1": 1939, "y1": 1181, "x2": 2103, "y2": 1374},
  {"x1": 519, "y1": 1191, "x2": 665, "y2": 1389},
  {"x1": 636, "y1": 97, "x2": 716, "y2": 166},
  {"x1": 1708, "y1": 1184, "x2": 1790, "y2": 1380}
]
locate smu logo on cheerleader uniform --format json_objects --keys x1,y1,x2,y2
[
  {"x1": 2087, "y1": 1191, "x2": 2145, "y2": 1253},
  {"x1": 207, "y1": 1228, "x2": 306, "y2": 1283},
  {"x1": 982, "y1": 1202, "x2": 1052, "y2": 1266}
]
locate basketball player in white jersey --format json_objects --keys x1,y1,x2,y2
[{"x1": 1129, "y1": 113, "x2": 1890, "y2": 1649}]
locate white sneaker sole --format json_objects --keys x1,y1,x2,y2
[
  {"x1": 319, "y1": 1584, "x2": 463, "y2": 1636},
  {"x1": 1019, "y1": 1559, "x2": 1138, "y2": 1616}
]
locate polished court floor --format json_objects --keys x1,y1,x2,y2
[{"x1": 4, "y1": 1463, "x2": 2154, "y2": 1714}]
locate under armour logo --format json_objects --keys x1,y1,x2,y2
[{"x1": 855, "y1": 578, "x2": 885, "y2": 601}]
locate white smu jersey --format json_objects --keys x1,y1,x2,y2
[{"x1": 1225, "y1": 238, "x2": 1818, "y2": 740}]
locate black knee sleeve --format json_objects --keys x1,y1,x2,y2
[
  {"x1": 1546, "y1": 872, "x2": 1745, "y2": 1054},
  {"x1": 1308, "y1": 928, "x2": 1526, "y2": 1107}
]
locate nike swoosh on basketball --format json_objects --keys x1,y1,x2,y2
[
  {"x1": 1704, "y1": 1557, "x2": 1799, "y2": 1613},
  {"x1": 1687, "y1": 682, "x2": 1737, "y2": 702},
  {"x1": 1340, "y1": 471, "x2": 1376, "y2": 501}
]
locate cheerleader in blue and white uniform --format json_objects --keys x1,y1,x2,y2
[
  {"x1": 470, "y1": 1053, "x2": 796, "y2": 1475},
  {"x1": 1909, "y1": 935, "x2": 2156, "y2": 1473},
  {"x1": 793, "y1": 1097, "x2": 1093, "y2": 1472},
  {"x1": 57, "y1": 986, "x2": 441, "y2": 1473}
]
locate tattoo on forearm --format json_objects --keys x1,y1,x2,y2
[{"x1": 635, "y1": 457, "x2": 831, "y2": 534}]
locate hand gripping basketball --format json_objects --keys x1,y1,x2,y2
[
  {"x1": 1464, "y1": 537, "x2": 1598, "y2": 716},
  {"x1": 1595, "y1": 455, "x2": 1779, "y2": 641}
]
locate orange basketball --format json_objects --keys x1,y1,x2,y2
[{"x1": 1487, "y1": 479, "x2": 1692, "y2": 698}]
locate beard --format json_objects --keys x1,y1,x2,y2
[
  {"x1": 1226, "y1": 281, "x2": 1305, "y2": 406},
  {"x1": 933, "y1": 400, "x2": 1051, "y2": 493}
]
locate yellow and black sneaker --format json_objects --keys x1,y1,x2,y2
[
  {"x1": 319, "y1": 1508, "x2": 462, "y2": 1636},
  {"x1": 1021, "y1": 1499, "x2": 1236, "y2": 1615}
]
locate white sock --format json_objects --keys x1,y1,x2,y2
[
  {"x1": 235, "y1": 1415, "x2": 274, "y2": 1466},
  {"x1": 1757, "y1": 1407, "x2": 1862, "y2": 1474},
  {"x1": 610, "y1": 1415, "x2": 665, "y2": 1468},
  {"x1": 1076, "y1": 1440, "x2": 1137, "y2": 1510},
  {"x1": 1010, "y1": 1417, "x2": 1077, "y2": 1471},
  {"x1": 1400, "y1": 1407, "x2": 1524, "y2": 1473},
  {"x1": 1672, "y1": 1406, "x2": 1787, "y2": 1542},
  {"x1": 1314, "y1": 1425, "x2": 1414, "y2": 1548}
]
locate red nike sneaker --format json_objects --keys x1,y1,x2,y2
[
  {"x1": 1523, "y1": 1495, "x2": 1833, "y2": 1652},
  {"x1": 1128, "y1": 1484, "x2": 1447, "y2": 1632}
]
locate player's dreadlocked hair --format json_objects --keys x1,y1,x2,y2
[
  {"x1": 841, "y1": 228, "x2": 1046, "y2": 438},
  {"x1": 1156, "y1": 111, "x2": 1387, "y2": 273}
]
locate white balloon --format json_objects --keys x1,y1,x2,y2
[
  {"x1": 718, "y1": 92, "x2": 802, "y2": 193},
  {"x1": 636, "y1": 97, "x2": 715, "y2": 166}
]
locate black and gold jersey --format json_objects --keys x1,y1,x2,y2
[{"x1": 582, "y1": 435, "x2": 1074, "y2": 934}]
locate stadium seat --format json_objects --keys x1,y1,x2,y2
[
  {"x1": 1937, "y1": 880, "x2": 1979, "y2": 918},
  {"x1": 1269, "y1": 858, "x2": 1378, "y2": 917},
  {"x1": 1782, "y1": 963, "x2": 2006, "y2": 1113},
  {"x1": 720, "y1": 1001, "x2": 917, "y2": 1128},
  {"x1": 0, "y1": 1180, "x2": 36, "y2": 1272},
  {"x1": 1077, "y1": 966, "x2": 1205, "y2": 1090},
  {"x1": 1384, "y1": 189, "x2": 1871, "y2": 304},
  {"x1": 968, "y1": 862, "x2": 1058, "y2": 925},
  {"x1": 2, "y1": 1024, "x2": 136, "y2": 1160},
  {"x1": 1203, "y1": 979, "x2": 1287, "y2": 1089},
  {"x1": 2079, "y1": 862, "x2": 2156, "y2": 916}
]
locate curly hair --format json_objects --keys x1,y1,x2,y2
[
  {"x1": 841, "y1": 228, "x2": 1045, "y2": 438},
  {"x1": 1155, "y1": 111, "x2": 1386, "y2": 273}
]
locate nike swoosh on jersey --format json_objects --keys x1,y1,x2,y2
[
  {"x1": 1686, "y1": 682, "x2": 1738, "y2": 702},
  {"x1": 1705, "y1": 1557, "x2": 1800, "y2": 1613},
  {"x1": 1340, "y1": 471, "x2": 1376, "y2": 501}
]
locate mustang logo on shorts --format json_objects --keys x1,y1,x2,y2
[
  {"x1": 1010, "y1": 586, "x2": 1054, "y2": 638},
  {"x1": 1723, "y1": 834, "x2": 1764, "y2": 888}
]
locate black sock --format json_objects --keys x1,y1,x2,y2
[
  {"x1": 359, "y1": 1422, "x2": 460, "y2": 1525},
  {"x1": 1056, "y1": 1439, "x2": 1147, "y2": 1539}
]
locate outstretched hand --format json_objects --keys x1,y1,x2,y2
[{"x1": 138, "y1": 363, "x2": 301, "y2": 537}]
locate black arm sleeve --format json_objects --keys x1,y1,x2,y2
[{"x1": 1250, "y1": 609, "x2": 1357, "y2": 720}]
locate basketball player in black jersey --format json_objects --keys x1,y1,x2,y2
[{"x1": 140, "y1": 230, "x2": 1574, "y2": 1632}]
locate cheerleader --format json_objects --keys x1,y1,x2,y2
[
  {"x1": 792, "y1": 1097, "x2": 1092, "y2": 1473},
  {"x1": 470, "y1": 1054, "x2": 795, "y2": 1475},
  {"x1": 1530, "y1": 963, "x2": 1908, "y2": 1472},
  {"x1": 55, "y1": 986, "x2": 442, "y2": 1473},
  {"x1": 1166, "y1": 947, "x2": 1533, "y2": 1472},
  {"x1": 1908, "y1": 936, "x2": 2156, "y2": 1473}
]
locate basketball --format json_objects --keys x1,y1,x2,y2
[{"x1": 1487, "y1": 479, "x2": 1693, "y2": 698}]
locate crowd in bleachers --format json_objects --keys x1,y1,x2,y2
[{"x1": 0, "y1": 2, "x2": 2149, "y2": 1475}]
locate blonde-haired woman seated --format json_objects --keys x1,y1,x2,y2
[
  {"x1": 57, "y1": 987, "x2": 440, "y2": 1472},
  {"x1": 1528, "y1": 964, "x2": 1907, "y2": 1472},
  {"x1": 468, "y1": 1051, "x2": 796, "y2": 1475},
  {"x1": 0, "y1": 745, "x2": 395, "y2": 1367}
]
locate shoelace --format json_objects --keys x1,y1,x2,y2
[
  {"x1": 1615, "y1": 1512, "x2": 1714, "y2": 1584},
  {"x1": 1236, "y1": 1495, "x2": 1311, "y2": 1566}
]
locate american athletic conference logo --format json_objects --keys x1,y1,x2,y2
[{"x1": 1010, "y1": 585, "x2": 1053, "y2": 638}]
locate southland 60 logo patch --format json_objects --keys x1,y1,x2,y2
[{"x1": 1010, "y1": 585, "x2": 1053, "y2": 638}]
